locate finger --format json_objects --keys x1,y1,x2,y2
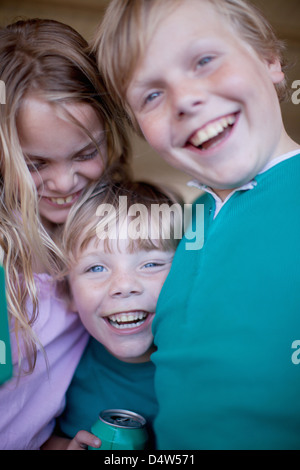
[{"x1": 67, "y1": 430, "x2": 101, "y2": 450}]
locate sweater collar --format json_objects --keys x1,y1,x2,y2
[{"x1": 188, "y1": 149, "x2": 300, "y2": 218}]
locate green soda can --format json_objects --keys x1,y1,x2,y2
[{"x1": 89, "y1": 409, "x2": 148, "y2": 450}]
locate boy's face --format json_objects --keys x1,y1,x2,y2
[
  {"x1": 69, "y1": 237, "x2": 174, "y2": 363},
  {"x1": 126, "y1": 0, "x2": 285, "y2": 198}
]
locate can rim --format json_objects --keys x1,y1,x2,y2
[{"x1": 99, "y1": 409, "x2": 146, "y2": 429}]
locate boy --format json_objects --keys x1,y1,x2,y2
[
  {"x1": 94, "y1": 0, "x2": 300, "y2": 449},
  {"x1": 44, "y1": 179, "x2": 182, "y2": 450}
]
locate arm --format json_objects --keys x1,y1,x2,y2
[{"x1": 41, "y1": 430, "x2": 101, "y2": 450}]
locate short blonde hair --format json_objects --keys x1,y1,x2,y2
[
  {"x1": 61, "y1": 179, "x2": 183, "y2": 272},
  {"x1": 94, "y1": 0, "x2": 288, "y2": 129}
]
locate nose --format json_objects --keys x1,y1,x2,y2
[
  {"x1": 109, "y1": 272, "x2": 143, "y2": 299},
  {"x1": 46, "y1": 166, "x2": 79, "y2": 193},
  {"x1": 171, "y1": 79, "x2": 205, "y2": 119}
]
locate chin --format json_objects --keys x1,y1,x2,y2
[
  {"x1": 41, "y1": 212, "x2": 69, "y2": 227},
  {"x1": 111, "y1": 344, "x2": 153, "y2": 363}
]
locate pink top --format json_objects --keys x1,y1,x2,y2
[{"x1": 0, "y1": 274, "x2": 88, "y2": 450}]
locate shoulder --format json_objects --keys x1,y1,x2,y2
[{"x1": 26, "y1": 274, "x2": 86, "y2": 347}]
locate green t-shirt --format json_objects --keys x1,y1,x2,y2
[
  {"x1": 152, "y1": 155, "x2": 300, "y2": 450},
  {"x1": 58, "y1": 338, "x2": 158, "y2": 447}
]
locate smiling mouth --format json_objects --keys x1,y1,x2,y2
[
  {"x1": 44, "y1": 190, "x2": 81, "y2": 206},
  {"x1": 187, "y1": 113, "x2": 237, "y2": 151},
  {"x1": 107, "y1": 311, "x2": 150, "y2": 330}
]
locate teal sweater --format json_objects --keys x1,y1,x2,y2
[
  {"x1": 152, "y1": 155, "x2": 300, "y2": 450},
  {"x1": 58, "y1": 339, "x2": 158, "y2": 448}
]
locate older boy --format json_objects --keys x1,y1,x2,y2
[{"x1": 95, "y1": 0, "x2": 300, "y2": 449}]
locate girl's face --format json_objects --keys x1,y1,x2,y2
[{"x1": 17, "y1": 96, "x2": 107, "y2": 228}]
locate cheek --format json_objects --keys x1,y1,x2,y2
[
  {"x1": 219, "y1": 58, "x2": 274, "y2": 107},
  {"x1": 76, "y1": 297, "x2": 98, "y2": 331},
  {"x1": 29, "y1": 171, "x2": 43, "y2": 190},
  {"x1": 214, "y1": 63, "x2": 253, "y2": 101},
  {"x1": 70, "y1": 282, "x2": 94, "y2": 313},
  {"x1": 150, "y1": 275, "x2": 169, "y2": 302},
  {"x1": 85, "y1": 159, "x2": 106, "y2": 180},
  {"x1": 139, "y1": 116, "x2": 166, "y2": 150}
]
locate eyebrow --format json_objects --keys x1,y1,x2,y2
[
  {"x1": 25, "y1": 131, "x2": 106, "y2": 160},
  {"x1": 73, "y1": 132, "x2": 106, "y2": 155},
  {"x1": 128, "y1": 37, "x2": 224, "y2": 95},
  {"x1": 78, "y1": 251, "x2": 105, "y2": 260},
  {"x1": 128, "y1": 77, "x2": 159, "y2": 97}
]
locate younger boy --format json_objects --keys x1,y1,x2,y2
[
  {"x1": 95, "y1": 0, "x2": 300, "y2": 449},
  {"x1": 44, "y1": 179, "x2": 182, "y2": 450}
]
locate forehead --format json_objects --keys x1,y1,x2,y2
[
  {"x1": 127, "y1": 0, "x2": 238, "y2": 96},
  {"x1": 17, "y1": 95, "x2": 104, "y2": 155},
  {"x1": 151, "y1": 0, "x2": 237, "y2": 51},
  {"x1": 146, "y1": 0, "x2": 239, "y2": 35},
  {"x1": 75, "y1": 234, "x2": 165, "y2": 258},
  {"x1": 73, "y1": 212, "x2": 174, "y2": 260},
  {"x1": 79, "y1": 235, "x2": 130, "y2": 254}
]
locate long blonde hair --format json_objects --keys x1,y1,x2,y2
[{"x1": 0, "y1": 19, "x2": 131, "y2": 373}]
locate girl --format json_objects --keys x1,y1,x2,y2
[{"x1": 0, "y1": 18, "x2": 131, "y2": 449}]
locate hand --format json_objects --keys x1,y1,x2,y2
[
  {"x1": 41, "y1": 431, "x2": 101, "y2": 450},
  {"x1": 66, "y1": 430, "x2": 101, "y2": 450}
]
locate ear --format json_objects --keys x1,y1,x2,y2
[{"x1": 267, "y1": 58, "x2": 285, "y2": 84}]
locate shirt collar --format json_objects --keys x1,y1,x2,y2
[
  {"x1": 188, "y1": 149, "x2": 300, "y2": 218},
  {"x1": 187, "y1": 180, "x2": 257, "y2": 218}
]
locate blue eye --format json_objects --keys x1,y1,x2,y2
[
  {"x1": 197, "y1": 56, "x2": 213, "y2": 67},
  {"x1": 144, "y1": 262, "x2": 156, "y2": 268},
  {"x1": 145, "y1": 91, "x2": 161, "y2": 104},
  {"x1": 88, "y1": 265, "x2": 106, "y2": 273},
  {"x1": 143, "y1": 262, "x2": 162, "y2": 269}
]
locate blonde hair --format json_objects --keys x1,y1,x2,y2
[
  {"x1": 0, "y1": 19, "x2": 131, "y2": 373},
  {"x1": 61, "y1": 179, "x2": 183, "y2": 272},
  {"x1": 94, "y1": 0, "x2": 289, "y2": 129}
]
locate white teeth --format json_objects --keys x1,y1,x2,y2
[
  {"x1": 227, "y1": 115, "x2": 236, "y2": 125},
  {"x1": 107, "y1": 311, "x2": 148, "y2": 329},
  {"x1": 190, "y1": 114, "x2": 236, "y2": 147},
  {"x1": 51, "y1": 195, "x2": 74, "y2": 205},
  {"x1": 56, "y1": 198, "x2": 66, "y2": 205},
  {"x1": 109, "y1": 320, "x2": 145, "y2": 330}
]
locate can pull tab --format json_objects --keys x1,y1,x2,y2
[{"x1": 114, "y1": 417, "x2": 130, "y2": 425}]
